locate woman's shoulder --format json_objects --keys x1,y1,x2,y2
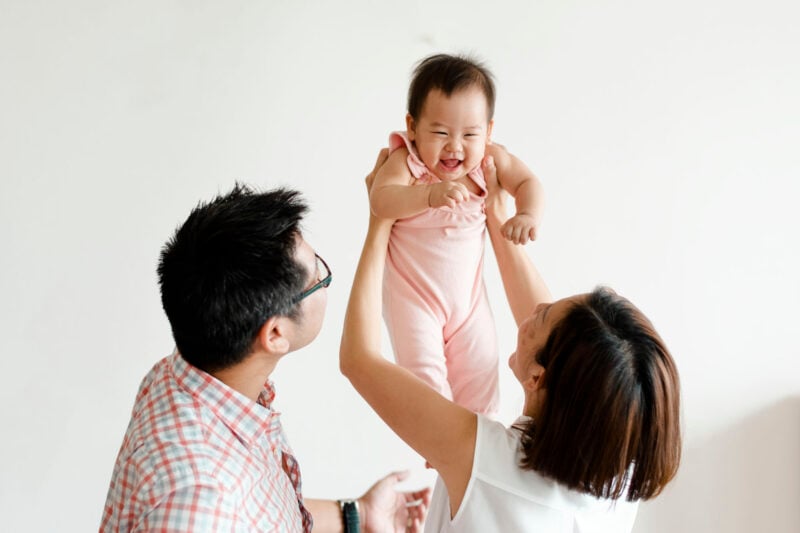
[
  {"x1": 473, "y1": 415, "x2": 639, "y2": 518},
  {"x1": 476, "y1": 415, "x2": 520, "y2": 447},
  {"x1": 473, "y1": 415, "x2": 528, "y2": 479},
  {"x1": 473, "y1": 416, "x2": 574, "y2": 503}
]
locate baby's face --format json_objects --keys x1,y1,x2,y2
[{"x1": 407, "y1": 87, "x2": 493, "y2": 182}]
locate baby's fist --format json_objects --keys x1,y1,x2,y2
[
  {"x1": 428, "y1": 181, "x2": 469, "y2": 209},
  {"x1": 501, "y1": 213, "x2": 538, "y2": 244}
]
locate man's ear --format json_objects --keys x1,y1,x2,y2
[
  {"x1": 406, "y1": 113, "x2": 416, "y2": 141},
  {"x1": 255, "y1": 316, "x2": 291, "y2": 356}
]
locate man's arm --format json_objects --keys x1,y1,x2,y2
[
  {"x1": 132, "y1": 483, "x2": 236, "y2": 532},
  {"x1": 306, "y1": 471, "x2": 430, "y2": 533},
  {"x1": 305, "y1": 500, "x2": 345, "y2": 533}
]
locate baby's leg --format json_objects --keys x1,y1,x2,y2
[
  {"x1": 444, "y1": 292, "x2": 500, "y2": 416},
  {"x1": 383, "y1": 283, "x2": 452, "y2": 400}
]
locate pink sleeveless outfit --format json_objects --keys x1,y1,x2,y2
[{"x1": 383, "y1": 132, "x2": 499, "y2": 415}]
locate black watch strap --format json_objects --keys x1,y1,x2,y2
[{"x1": 338, "y1": 499, "x2": 360, "y2": 533}]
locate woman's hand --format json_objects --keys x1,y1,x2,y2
[
  {"x1": 483, "y1": 154, "x2": 509, "y2": 227},
  {"x1": 365, "y1": 148, "x2": 396, "y2": 235},
  {"x1": 365, "y1": 148, "x2": 390, "y2": 193}
]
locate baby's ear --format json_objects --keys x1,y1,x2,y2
[
  {"x1": 406, "y1": 113, "x2": 416, "y2": 141},
  {"x1": 486, "y1": 119, "x2": 494, "y2": 143}
]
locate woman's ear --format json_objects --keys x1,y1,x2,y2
[
  {"x1": 255, "y1": 316, "x2": 290, "y2": 356},
  {"x1": 406, "y1": 113, "x2": 416, "y2": 141},
  {"x1": 523, "y1": 362, "x2": 546, "y2": 392}
]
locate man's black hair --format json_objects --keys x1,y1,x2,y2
[{"x1": 157, "y1": 184, "x2": 308, "y2": 372}]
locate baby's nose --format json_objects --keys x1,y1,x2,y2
[{"x1": 445, "y1": 137, "x2": 462, "y2": 153}]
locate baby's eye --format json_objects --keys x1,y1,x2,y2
[
  {"x1": 465, "y1": 133, "x2": 478, "y2": 138},
  {"x1": 433, "y1": 131, "x2": 447, "y2": 136}
]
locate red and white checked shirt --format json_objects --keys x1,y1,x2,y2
[{"x1": 101, "y1": 352, "x2": 313, "y2": 532}]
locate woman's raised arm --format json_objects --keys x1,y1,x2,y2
[
  {"x1": 483, "y1": 151, "x2": 553, "y2": 327},
  {"x1": 339, "y1": 150, "x2": 477, "y2": 515}
]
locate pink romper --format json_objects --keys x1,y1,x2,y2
[{"x1": 383, "y1": 132, "x2": 499, "y2": 415}]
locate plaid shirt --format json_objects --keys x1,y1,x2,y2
[{"x1": 101, "y1": 352, "x2": 312, "y2": 532}]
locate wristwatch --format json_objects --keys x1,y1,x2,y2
[{"x1": 338, "y1": 499, "x2": 360, "y2": 533}]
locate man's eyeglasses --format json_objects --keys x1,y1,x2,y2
[{"x1": 294, "y1": 253, "x2": 332, "y2": 303}]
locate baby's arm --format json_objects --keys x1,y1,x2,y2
[
  {"x1": 487, "y1": 143, "x2": 545, "y2": 245},
  {"x1": 371, "y1": 148, "x2": 470, "y2": 219}
]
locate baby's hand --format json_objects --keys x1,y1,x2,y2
[
  {"x1": 428, "y1": 181, "x2": 470, "y2": 209},
  {"x1": 501, "y1": 213, "x2": 539, "y2": 244}
]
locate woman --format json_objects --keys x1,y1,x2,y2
[{"x1": 340, "y1": 150, "x2": 681, "y2": 532}]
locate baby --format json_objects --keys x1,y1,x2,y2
[{"x1": 370, "y1": 54, "x2": 544, "y2": 415}]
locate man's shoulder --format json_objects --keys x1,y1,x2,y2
[
  {"x1": 129, "y1": 354, "x2": 203, "y2": 422},
  {"x1": 119, "y1": 355, "x2": 218, "y2": 479},
  {"x1": 101, "y1": 444, "x2": 231, "y2": 532},
  {"x1": 112, "y1": 423, "x2": 226, "y2": 505}
]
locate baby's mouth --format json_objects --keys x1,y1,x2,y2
[{"x1": 440, "y1": 159, "x2": 462, "y2": 170}]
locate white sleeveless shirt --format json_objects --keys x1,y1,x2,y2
[{"x1": 424, "y1": 415, "x2": 639, "y2": 533}]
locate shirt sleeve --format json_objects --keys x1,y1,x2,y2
[{"x1": 134, "y1": 482, "x2": 239, "y2": 532}]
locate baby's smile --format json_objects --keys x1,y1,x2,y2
[{"x1": 440, "y1": 158, "x2": 463, "y2": 170}]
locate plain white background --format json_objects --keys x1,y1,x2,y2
[{"x1": 1, "y1": 1, "x2": 798, "y2": 531}]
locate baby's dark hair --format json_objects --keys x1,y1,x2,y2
[{"x1": 407, "y1": 53, "x2": 496, "y2": 121}]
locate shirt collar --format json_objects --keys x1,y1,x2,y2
[
  {"x1": 511, "y1": 415, "x2": 533, "y2": 432},
  {"x1": 170, "y1": 351, "x2": 280, "y2": 447}
]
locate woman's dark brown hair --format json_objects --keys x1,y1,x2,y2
[{"x1": 520, "y1": 287, "x2": 681, "y2": 501}]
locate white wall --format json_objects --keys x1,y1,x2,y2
[{"x1": 1, "y1": 1, "x2": 798, "y2": 531}]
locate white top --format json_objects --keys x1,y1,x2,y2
[{"x1": 424, "y1": 415, "x2": 639, "y2": 533}]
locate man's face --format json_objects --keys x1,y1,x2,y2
[{"x1": 288, "y1": 236, "x2": 329, "y2": 351}]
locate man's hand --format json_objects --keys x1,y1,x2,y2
[
  {"x1": 500, "y1": 212, "x2": 539, "y2": 244},
  {"x1": 428, "y1": 181, "x2": 470, "y2": 209},
  {"x1": 358, "y1": 471, "x2": 431, "y2": 533}
]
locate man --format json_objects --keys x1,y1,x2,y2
[{"x1": 101, "y1": 185, "x2": 429, "y2": 532}]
